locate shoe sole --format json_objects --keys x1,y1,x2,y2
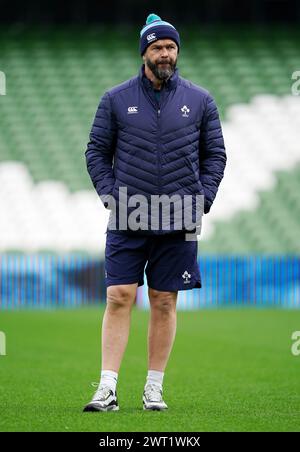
[
  {"x1": 143, "y1": 405, "x2": 168, "y2": 411},
  {"x1": 83, "y1": 404, "x2": 119, "y2": 412}
]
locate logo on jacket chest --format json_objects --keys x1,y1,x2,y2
[
  {"x1": 128, "y1": 106, "x2": 138, "y2": 114},
  {"x1": 181, "y1": 105, "x2": 190, "y2": 117},
  {"x1": 127, "y1": 104, "x2": 191, "y2": 118}
]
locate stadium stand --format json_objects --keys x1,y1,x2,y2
[{"x1": 0, "y1": 26, "x2": 299, "y2": 254}]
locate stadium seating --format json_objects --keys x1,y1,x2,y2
[{"x1": 0, "y1": 26, "x2": 299, "y2": 253}]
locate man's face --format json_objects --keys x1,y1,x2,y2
[{"x1": 143, "y1": 39, "x2": 178, "y2": 81}]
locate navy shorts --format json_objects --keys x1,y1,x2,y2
[{"x1": 104, "y1": 231, "x2": 201, "y2": 292}]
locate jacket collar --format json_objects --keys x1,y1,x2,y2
[{"x1": 139, "y1": 64, "x2": 179, "y2": 92}]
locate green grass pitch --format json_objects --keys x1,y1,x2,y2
[{"x1": 0, "y1": 307, "x2": 300, "y2": 432}]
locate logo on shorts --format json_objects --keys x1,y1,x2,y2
[
  {"x1": 182, "y1": 270, "x2": 191, "y2": 284},
  {"x1": 105, "y1": 270, "x2": 108, "y2": 278}
]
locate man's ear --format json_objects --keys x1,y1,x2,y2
[{"x1": 142, "y1": 54, "x2": 146, "y2": 62}]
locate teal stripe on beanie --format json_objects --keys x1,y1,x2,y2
[{"x1": 139, "y1": 13, "x2": 180, "y2": 55}]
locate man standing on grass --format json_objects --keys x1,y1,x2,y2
[{"x1": 83, "y1": 13, "x2": 226, "y2": 412}]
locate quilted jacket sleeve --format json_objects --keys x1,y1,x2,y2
[
  {"x1": 85, "y1": 92, "x2": 117, "y2": 208},
  {"x1": 199, "y1": 93, "x2": 227, "y2": 214}
]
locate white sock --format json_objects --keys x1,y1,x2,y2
[
  {"x1": 145, "y1": 370, "x2": 164, "y2": 389},
  {"x1": 100, "y1": 370, "x2": 118, "y2": 393}
]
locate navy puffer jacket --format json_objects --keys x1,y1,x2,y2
[{"x1": 85, "y1": 64, "x2": 226, "y2": 235}]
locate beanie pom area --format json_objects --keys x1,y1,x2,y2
[{"x1": 146, "y1": 13, "x2": 162, "y2": 25}]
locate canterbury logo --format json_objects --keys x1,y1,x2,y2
[
  {"x1": 147, "y1": 33, "x2": 156, "y2": 42},
  {"x1": 128, "y1": 106, "x2": 138, "y2": 114}
]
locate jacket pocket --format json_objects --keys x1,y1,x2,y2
[{"x1": 186, "y1": 156, "x2": 204, "y2": 195}]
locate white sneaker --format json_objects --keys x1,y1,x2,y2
[
  {"x1": 143, "y1": 384, "x2": 168, "y2": 411},
  {"x1": 83, "y1": 384, "x2": 119, "y2": 412}
]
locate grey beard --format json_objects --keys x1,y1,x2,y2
[{"x1": 146, "y1": 58, "x2": 176, "y2": 81}]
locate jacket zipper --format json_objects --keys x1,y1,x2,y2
[
  {"x1": 142, "y1": 86, "x2": 164, "y2": 195},
  {"x1": 157, "y1": 107, "x2": 161, "y2": 195}
]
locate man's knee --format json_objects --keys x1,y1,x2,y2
[
  {"x1": 149, "y1": 288, "x2": 177, "y2": 313},
  {"x1": 106, "y1": 284, "x2": 137, "y2": 310}
]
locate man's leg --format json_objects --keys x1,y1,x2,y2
[
  {"x1": 83, "y1": 283, "x2": 138, "y2": 412},
  {"x1": 147, "y1": 287, "x2": 178, "y2": 372},
  {"x1": 101, "y1": 283, "x2": 138, "y2": 372},
  {"x1": 142, "y1": 287, "x2": 178, "y2": 410}
]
